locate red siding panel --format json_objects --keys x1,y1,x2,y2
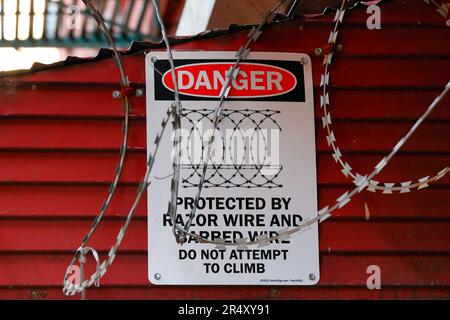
[
  {"x1": 2, "y1": 86, "x2": 449, "y2": 120},
  {"x1": 0, "y1": 120, "x2": 448, "y2": 152},
  {"x1": 0, "y1": 185, "x2": 448, "y2": 219},
  {"x1": 0, "y1": 220, "x2": 449, "y2": 253},
  {"x1": 0, "y1": 153, "x2": 448, "y2": 185},
  {"x1": 6, "y1": 57, "x2": 448, "y2": 86},
  {"x1": 1, "y1": 254, "x2": 449, "y2": 286},
  {"x1": 2, "y1": 287, "x2": 450, "y2": 300},
  {"x1": 0, "y1": 1, "x2": 449, "y2": 299}
]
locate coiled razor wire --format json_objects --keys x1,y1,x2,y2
[
  {"x1": 319, "y1": 0, "x2": 449, "y2": 193},
  {"x1": 63, "y1": 0, "x2": 449, "y2": 295},
  {"x1": 63, "y1": 0, "x2": 291, "y2": 295},
  {"x1": 62, "y1": 0, "x2": 131, "y2": 296},
  {"x1": 173, "y1": 0, "x2": 292, "y2": 242},
  {"x1": 167, "y1": 0, "x2": 450, "y2": 242},
  {"x1": 151, "y1": 0, "x2": 185, "y2": 242}
]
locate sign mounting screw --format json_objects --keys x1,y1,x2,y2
[
  {"x1": 154, "y1": 273, "x2": 161, "y2": 280},
  {"x1": 112, "y1": 90, "x2": 121, "y2": 99},
  {"x1": 151, "y1": 56, "x2": 158, "y2": 63},
  {"x1": 309, "y1": 273, "x2": 316, "y2": 281},
  {"x1": 300, "y1": 57, "x2": 308, "y2": 65},
  {"x1": 136, "y1": 88, "x2": 144, "y2": 97}
]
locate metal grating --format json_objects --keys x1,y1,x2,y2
[{"x1": 0, "y1": 0, "x2": 184, "y2": 47}]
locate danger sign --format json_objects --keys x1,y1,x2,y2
[
  {"x1": 161, "y1": 62, "x2": 298, "y2": 98},
  {"x1": 146, "y1": 51, "x2": 319, "y2": 285}
]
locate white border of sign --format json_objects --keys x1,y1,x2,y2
[{"x1": 146, "y1": 51, "x2": 319, "y2": 285}]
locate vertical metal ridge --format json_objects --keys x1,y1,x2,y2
[
  {"x1": 55, "y1": 0, "x2": 62, "y2": 40},
  {"x1": 95, "y1": 0, "x2": 107, "y2": 39},
  {"x1": 68, "y1": 0, "x2": 77, "y2": 39},
  {"x1": 0, "y1": 0, "x2": 4, "y2": 40},
  {"x1": 136, "y1": 0, "x2": 149, "y2": 35},
  {"x1": 42, "y1": 0, "x2": 48, "y2": 39},
  {"x1": 81, "y1": 3, "x2": 89, "y2": 39},
  {"x1": 15, "y1": 0, "x2": 19, "y2": 40},
  {"x1": 110, "y1": 0, "x2": 121, "y2": 33},
  {"x1": 123, "y1": 0, "x2": 136, "y2": 39},
  {"x1": 29, "y1": 0, "x2": 35, "y2": 41}
]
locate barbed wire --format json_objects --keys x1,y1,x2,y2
[
  {"x1": 62, "y1": 0, "x2": 132, "y2": 296},
  {"x1": 62, "y1": 0, "x2": 291, "y2": 295},
  {"x1": 320, "y1": 0, "x2": 449, "y2": 193},
  {"x1": 423, "y1": 0, "x2": 449, "y2": 19},
  {"x1": 63, "y1": 102, "x2": 175, "y2": 296},
  {"x1": 173, "y1": 0, "x2": 291, "y2": 242},
  {"x1": 150, "y1": 0, "x2": 185, "y2": 242},
  {"x1": 62, "y1": 0, "x2": 449, "y2": 295},
  {"x1": 160, "y1": 0, "x2": 449, "y2": 246}
]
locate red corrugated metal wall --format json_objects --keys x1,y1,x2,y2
[{"x1": 0, "y1": 1, "x2": 449, "y2": 299}]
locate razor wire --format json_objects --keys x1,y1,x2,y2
[
  {"x1": 150, "y1": 0, "x2": 184, "y2": 242},
  {"x1": 63, "y1": 102, "x2": 175, "y2": 296},
  {"x1": 423, "y1": 0, "x2": 449, "y2": 19},
  {"x1": 62, "y1": 0, "x2": 450, "y2": 295},
  {"x1": 63, "y1": 0, "x2": 291, "y2": 295},
  {"x1": 158, "y1": 0, "x2": 449, "y2": 245},
  {"x1": 158, "y1": 79, "x2": 450, "y2": 248},
  {"x1": 62, "y1": 0, "x2": 132, "y2": 296},
  {"x1": 319, "y1": 0, "x2": 449, "y2": 193},
  {"x1": 165, "y1": 0, "x2": 450, "y2": 247},
  {"x1": 164, "y1": 0, "x2": 450, "y2": 244},
  {"x1": 172, "y1": 0, "x2": 292, "y2": 242}
]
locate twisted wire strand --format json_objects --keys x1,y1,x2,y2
[
  {"x1": 63, "y1": 0, "x2": 131, "y2": 295},
  {"x1": 165, "y1": 0, "x2": 450, "y2": 247},
  {"x1": 174, "y1": 0, "x2": 291, "y2": 241},
  {"x1": 320, "y1": 0, "x2": 449, "y2": 193},
  {"x1": 172, "y1": 77, "x2": 450, "y2": 248},
  {"x1": 63, "y1": 0, "x2": 449, "y2": 295},
  {"x1": 150, "y1": 0, "x2": 186, "y2": 242},
  {"x1": 63, "y1": 104, "x2": 175, "y2": 295},
  {"x1": 64, "y1": 1, "x2": 293, "y2": 295},
  {"x1": 158, "y1": 0, "x2": 449, "y2": 246}
]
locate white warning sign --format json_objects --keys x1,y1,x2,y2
[{"x1": 146, "y1": 51, "x2": 319, "y2": 285}]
